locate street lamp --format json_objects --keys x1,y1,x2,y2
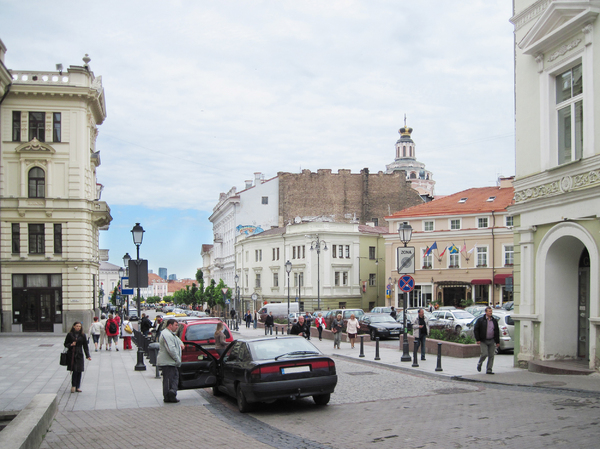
[
  {"x1": 307, "y1": 235, "x2": 328, "y2": 310},
  {"x1": 399, "y1": 223, "x2": 413, "y2": 362},
  {"x1": 234, "y1": 273, "x2": 239, "y2": 326},
  {"x1": 123, "y1": 253, "x2": 131, "y2": 276},
  {"x1": 285, "y1": 260, "x2": 292, "y2": 334},
  {"x1": 118, "y1": 267, "x2": 124, "y2": 320},
  {"x1": 131, "y1": 223, "x2": 146, "y2": 371}
]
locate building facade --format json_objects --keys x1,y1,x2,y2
[
  {"x1": 385, "y1": 179, "x2": 515, "y2": 311},
  {"x1": 510, "y1": 0, "x2": 600, "y2": 370},
  {"x1": 0, "y1": 41, "x2": 111, "y2": 332}
]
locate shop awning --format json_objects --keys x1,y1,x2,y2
[
  {"x1": 494, "y1": 274, "x2": 513, "y2": 284},
  {"x1": 471, "y1": 279, "x2": 492, "y2": 285}
]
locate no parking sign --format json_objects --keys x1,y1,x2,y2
[{"x1": 398, "y1": 275, "x2": 415, "y2": 293}]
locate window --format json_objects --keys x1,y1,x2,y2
[
  {"x1": 450, "y1": 219, "x2": 461, "y2": 230},
  {"x1": 334, "y1": 272, "x2": 340, "y2": 286},
  {"x1": 368, "y1": 246, "x2": 376, "y2": 260},
  {"x1": 458, "y1": 197, "x2": 467, "y2": 203},
  {"x1": 478, "y1": 217, "x2": 489, "y2": 228},
  {"x1": 369, "y1": 273, "x2": 376, "y2": 286},
  {"x1": 12, "y1": 223, "x2": 20, "y2": 254},
  {"x1": 255, "y1": 273, "x2": 261, "y2": 288},
  {"x1": 338, "y1": 245, "x2": 343, "y2": 258},
  {"x1": 477, "y1": 247, "x2": 488, "y2": 267},
  {"x1": 272, "y1": 247, "x2": 279, "y2": 260},
  {"x1": 29, "y1": 112, "x2": 46, "y2": 141},
  {"x1": 556, "y1": 63, "x2": 583, "y2": 165},
  {"x1": 28, "y1": 224, "x2": 45, "y2": 254},
  {"x1": 245, "y1": 251, "x2": 248, "y2": 262},
  {"x1": 345, "y1": 245, "x2": 350, "y2": 258},
  {"x1": 294, "y1": 272, "x2": 304, "y2": 288},
  {"x1": 273, "y1": 272, "x2": 278, "y2": 287},
  {"x1": 332, "y1": 245, "x2": 337, "y2": 258},
  {"x1": 506, "y1": 216, "x2": 513, "y2": 227},
  {"x1": 293, "y1": 245, "x2": 305, "y2": 259},
  {"x1": 12, "y1": 111, "x2": 21, "y2": 141},
  {"x1": 424, "y1": 220, "x2": 434, "y2": 232},
  {"x1": 255, "y1": 249, "x2": 262, "y2": 262},
  {"x1": 53, "y1": 113, "x2": 61, "y2": 142},
  {"x1": 504, "y1": 245, "x2": 514, "y2": 267},
  {"x1": 449, "y1": 253, "x2": 459, "y2": 268},
  {"x1": 487, "y1": 196, "x2": 496, "y2": 202},
  {"x1": 261, "y1": 196, "x2": 268, "y2": 205},
  {"x1": 343, "y1": 272, "x2": 348, "y2": 285},
  {"x1": 28, "y1": 167, "x2": 45, "y2": 198},
  {"x1": 371, "y1": 218, "x2": 378, "y2": 226},
  {"x1": 54, "y1": 224, "x2": 62, "y2": 254},
  {"x1": 422, "y1": 248, "x2": 432, "y2": 269}
]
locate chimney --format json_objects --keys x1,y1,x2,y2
[
  {"x1": 245, "y1": 180, "x2": 253, "y2": 189},
  {"x1": 498, "y1": 176, "x2": 514, "y2": 189},
  {"x1": 254, "y1": 172, "x2": 262, "y2": 185}
]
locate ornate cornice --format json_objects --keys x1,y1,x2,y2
[
  {"x1": 15, "y1": 138, "x2": 56, "y2": 154},
  {"x1": 514, "y1": 168, "x2": 600, "y2": 203},
  {"x1": 547, "y1": 38, "x2": 581, "y2": 62},
  {"x1": 510, "y1": 0, "x2": 552, "y2": 31}
]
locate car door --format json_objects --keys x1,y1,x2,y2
[
  {"x1": 220, "y1": 341, "x2": 246, "y2": 396},
  {"x1": 178, "y1": 343, "x2": 218, "y2": 390}
]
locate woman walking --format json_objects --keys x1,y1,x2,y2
[
  {"x1": 332, "y1": 313, "x2": 343, "y2": 349},
  {"x1": 64, "y1": 322, "x2": 91, "y2": 393},
  {"x1": 98, "y1": 314, "x2": 107, "y2": 350},
  {"x1": 346, "y1": 313, "x2": 360, "y2": 349},
  {"x1": 88, "y1": 316, "x2": 103, "y2": 352},
  {"x1": 315, "y1": 312, "x2": 326, "y2": 341},
  {"x1": 214, "y1": 321, "x2": 227, "y2": 357},
  {"x1": 122, "y1": 316, "x2": 133, "y2": 350}
]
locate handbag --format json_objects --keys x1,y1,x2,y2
[
  {"x1": 60, "y1": 348, "x2": 68, "y2": 366},
  {"x1": 125, "y1": 323, "x2": 132, "y2": 333}
]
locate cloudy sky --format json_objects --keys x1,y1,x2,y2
[{"x1": 1, "y1": 0, "x2": 516, "y2": 279}]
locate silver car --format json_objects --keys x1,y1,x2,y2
[
  {"x1": 432, "y1": 309, "x2": 475, "y2": 332},
  {"x1": 462, "y1": 310, "x2": 515, "y2": 353}
]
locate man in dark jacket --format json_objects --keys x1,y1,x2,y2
[
  {"x1": 265, "y1": 311, "x2": 274, "y2": 335},
  {"x1": 473, "y1": 307, "x2": 500, "y2": 374},
  {"x1": 291, "y1": 316, "x2": 310, "y2": 339},
  {"x1": 140, "y1": 314, "x2": 152, "y2": 336}
]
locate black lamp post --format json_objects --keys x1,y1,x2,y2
[
  {"x1": 399, "y1": 222, "x2": 413, "y2": 362},
  {"x1": 131, "y1": 223, "x2": 146, "y2": 371},
  {"x1": 308, "y1": 235, "x2": 328, "y2": 310},
  {"x1": 122, "y1": 253, "x2": 131, "y2": 316},
  {"x1": 285, "y1": 260, "x2": 292, "y2": 334},
  {"x1": 118, "y1": 267, "x2": 124, "y2": 320},
  {"x1": 234, "y1": 273, "x2": 239, "y2": 321}
]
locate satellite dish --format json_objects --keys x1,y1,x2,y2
[{"x1": 294, "y1": 216, "x2": 301, "y2": 223}]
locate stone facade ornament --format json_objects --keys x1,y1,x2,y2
[
  {"x1": 514, "y1": 169, "x2": 600, "y2": 203},
  {"x1": 547, "y1": 38, "x2": 581, "y2": 62}
]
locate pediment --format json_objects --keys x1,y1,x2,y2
[
  {"x1": 15, "y1": 138, "x2": 56, "y2": 154},
  {"x1": 519, "y1": 1, "x2": 600, "y2": 55}
]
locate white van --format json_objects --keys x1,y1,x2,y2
[{"x1": 258, "y1": 303, "x2": 299, "y2": 322}]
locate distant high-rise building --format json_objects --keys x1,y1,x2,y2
[
  {"x1": 158, "y1": 267, "x2": 167, "y2": 280},
  {"x1": 168, "y1": 274, "x2": 177, "y2": 280}
]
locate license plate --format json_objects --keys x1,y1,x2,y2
[
  {"x1": 281, "y1": 365, "x2": 310, "y2": 374},
  {"x1": 390, "y1": 331, "x2": 400, "y2": 334}
]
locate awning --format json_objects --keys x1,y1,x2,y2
[
  {"x1": 494, "y1": 274, "x2": 513, "y2": 284},
  {"x1": 471, "y1": 279, "x2": 492, "y2": 285}
]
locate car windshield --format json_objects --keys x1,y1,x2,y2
[
  {"x1": 249, "y1": 338, "x2": 321, "y2": 360},
  {"x1": 453, "y1": 311, "x2": 474, "y2": 319},
  {"x1": 343, "y1": 310, "x2": 363, "y2": 319},
  {"x1": 370, "y1": 315, "x2": 396, "y2": 323},
  {"x1": 184, "y1": 323, "x2": 230, "y2": 341}
]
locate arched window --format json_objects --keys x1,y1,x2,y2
[
  {"x1": 410, "y1": 172, "x2": 416, "y2": 179},
  {"x1": 28, "y1": 167, "x2": 45, "y2": 198}
]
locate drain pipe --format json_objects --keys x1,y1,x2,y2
[{"x1": 491, "y1": 211, "x2": 496, "y2": 306}]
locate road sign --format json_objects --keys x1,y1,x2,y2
[
  {"x1": 397, "y1": 247, "x2": 415, "y2": 274},
  {"x1": 121, "y1": 277, "x2": 133, "y2": 295},
  {"x1": 221, "y1": 288, "x2": 229, "y2": 295},
  {"x1": 398, "y1": 275, "x2": 415, "y2": 293}
]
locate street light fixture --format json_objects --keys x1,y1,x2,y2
[
  {"x1": 285, "y1": 260, "x2": 292, "y2": 334},
  {"x1": 398, "y1": 222, "x2": 413, "y2": 362},
  {"x1": 123, "y1": 253, "x2": 131, "y2": 276},
  {"x1": 234, "y1": 273, "x2": 239, "y2": 326},
  {"x1": 307, "y1": 235, "x2": 328, "y2": 310},
  {"x1": 131, "y1": 223, "x2": 146, "y2": 371},
  {"x1": 118, "y1": 267, "x2": 125, "y2": 319}
]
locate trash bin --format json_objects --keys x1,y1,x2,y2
[{"x1": 148, "y1": 343, "x2": 160, "y2": 366}]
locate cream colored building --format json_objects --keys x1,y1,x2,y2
[
  {"x1": 0, "y1": 40, "x2": 111, "y2": 332},
  {"x1": 510, "y1": 1, "x2": 600, "y2": 371},
  {"x1": 385, "y1": 179, "x2": 515, "y2": 312}
]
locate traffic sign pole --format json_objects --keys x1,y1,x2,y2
[{"x1": 398, "y1": 275, "x2": 415, "y2": 362}]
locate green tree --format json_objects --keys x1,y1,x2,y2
[
  {"x1": 110, "y1": 281, "x2": 120, "y2": 306},
  {"x1": 215, "y1": 279, "x2": 231, "y2": 308},
  {"x1": 204, "y1": 279, "x2": 219, "y2": 310},
  {"x1": 146, "y1": 296, "x2": 160, "y2": 304},
  {"x1": 195, "y1": 269, "x2": 205, "y2": 306}
]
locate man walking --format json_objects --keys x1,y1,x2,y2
[
  {"x1": 290, "y1": 315, "x2": 310, "y2": 339},
  {"x1": 412, "y1": 308, "x2": 430, "y2": 360},
  {"x1": 474, "y1": 306, "x2": 500, "y2": 374},
  {"x1": 105, "y1": 314, "x2": 120, "y2": 351},
  {"x1": 157, "y1": 319, "x2": 184, "y2": 403},
  {"x1": 265, "y1": 311, "x2": 274, "y2": 335},
  {"x1": 140, "y1": 313, "x2": 152, "y2": 337}
]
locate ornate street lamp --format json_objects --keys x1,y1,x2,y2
[
  {"x1": 234, "y1": 273, "x2": 239, "y2": 328},
  {"x1": 123, "y1": 253, "x2": 131, "y2": 276},
  {"x1": 131, "y1": 223, "x2": 146, "y2": 371},
  {"x1": 399, "y1": 223, "x2": 413, "y2": 362},
  {"x1": 307, "y1": 235, "x2": 328, "y2": 310},
  {"x1": 285, "y1": 260, "x2": 292, "y2": 334}
]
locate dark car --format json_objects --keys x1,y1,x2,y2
[
  {"x1": 178, "y1": 336, "x2": 338, "y2": 412},
  {"x1": 358, "y1": 313, "x2": 403, "y2": 340}
]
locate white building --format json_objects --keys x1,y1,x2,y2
[{"x1": 0, "y1": 40, "x2": 112, "y2": 332}]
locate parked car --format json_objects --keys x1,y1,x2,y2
[
  {"x1": 178, "y1": 336, "x2": 338, "y2": 412},
  {"x1": 358, "y1": 313, "x2": 403, "y2": 340},
  {"x1": 502, "y1": 301, "x2": 514, "y2": 311},
  {"x1": 370, "y1": 306, "x2": 393, "y2": 314},
  {"x1": 432, "y1": 309, "x2": 475, "y2": 332},
  {"x1": 324, "y1": 309, "x2": 365, "y2": 331},
  {"x1": 128, "y1": 309, "x2": 139, "y2": 321},
  {"x1": 466, "y1": 305, "x2": 488, "y2": 317},
  {"x1": 395, "y1": 310, "x2": 450, "y2": 331},
  {"x1": 462, "y1": 310, "x2": 515, "y2": 353}
]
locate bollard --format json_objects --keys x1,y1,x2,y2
[
  {"x1": 359, "y1": 335, "x2": 365, "y2": 358},
  {"x1": 435, "y1": 342, "x2": 443, "y2": 372},
  {"x1": 375, "y1": 337, "x2": 380, "y2": 361},
  {"x1": 265, "y1": 325, "x2": 268, "y2": 335},
  {"x1": 148, "y1": 342, "x2": 160, "y2": 366},
  {"x1": 275, "y1": 326, "x2": 278, "y2": 335},
  {"x1": 412, "y1": 341, "x2": 419, "y2": 367}
]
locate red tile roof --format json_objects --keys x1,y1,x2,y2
[
  {"x1": 148, "y1": 273, "x2": 166, "y2": 284},
  {"x1": 167, "y1": 279, "x2": 197, "y2": 293}
]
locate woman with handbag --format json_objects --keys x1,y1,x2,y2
[
  {"x1": 64, "y1": 322, "x2": 91, "y2": 393},
  {"x1": 332, "y1": 313, "x2": 343, "y2": 349},
  {"x1": 122, "y1": 316, "x2": 134, "y2": 350}
]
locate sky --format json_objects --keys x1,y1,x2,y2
[{"x1": 1, "y1": 0, "x2": 516, "y2": 279}]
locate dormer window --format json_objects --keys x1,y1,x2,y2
[
  {"x1": 458, "y1": 198, "x2": 467, "y2": 203},
  {"x1": 487, "y1": 196, "x2": 496, "y2": 202}
]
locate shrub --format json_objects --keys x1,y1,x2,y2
[{"x1": 429, "y1": 328, "x2": 476, "y2": 345}]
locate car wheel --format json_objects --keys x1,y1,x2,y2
[
  {"x1": 236, "y1": 384, "x2": 253, "y2": 413},
  {"x1": 212, "y1": 385, "x2": 223, "y2": 397},
  {"x1": 313, "y1": 393, "x2": 330, "y2": 406},
  {"x1": 455, "y1": 325, "x2": 462, "y2": 332},
  {"x1": 370, "y1": 329, "x2": 377, "y2": 340}
]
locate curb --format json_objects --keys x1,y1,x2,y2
[
  {"x1": 451, "y1": 375, "x2": 600, "y2": 396},
  {"x1": 0, "y1": 394, "x2": 57, "y2": 449}
]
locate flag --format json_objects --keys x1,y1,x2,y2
[
  {"x1": 461, "y1": 242, "x2": 467, "y2": 253},
  {"x1": 425, "y1": 242, "x2": 437, "y2": 256},
  {"x1": 439, "y1": 246, "x2": 447, "y2": 257},
  {"x1": 449, "y1": 244, "x2": 459, "y2": 254},
  {"x1": 467, "y1": 243, "x2": 478, "y2": 254}
]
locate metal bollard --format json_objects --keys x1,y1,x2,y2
[
  {"x1": 359, "y1": 335, "x2": 365, "y2": 358},
  {"x1": 412, "y1": 341, "x2": 419, "y2": 367},
  {"x1": 148, "y1": 342, "x2": 160, "y2": 366},
  {"x1": 275, "y1": 326, "x2": 278, "y2": 335},
  {"x1": 375, "y1": 337, "x2": 380, "y2": 361},
  {"x1": 435, "y1": 342, "x2": 443, "y2": 372}
]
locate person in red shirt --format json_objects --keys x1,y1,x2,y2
[
  {"x1": 105, "y1": 314, "x2": 120, "y2": 351},
  {"x1": 315, "y1": 312, "x2": 326, "y2": 341}
]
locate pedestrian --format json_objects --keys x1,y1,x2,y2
[
  {"x1": 99, "y1": 313, "x2": 107, "y2": 350},
  {"x1": 140, "y1": 313, "x2": 152, "y2": 337},
  {"x1": 428, "y1": 304, "x2": 434, "y2": 313},
  {"x1": 122, "y1": 316, "x2": 133, "y2": 350},
  {"x1": 390, "y1": 306, "x2": 397, "y2": 319},
  {"x1": 245, "y1": 310, "x2": 252, "y2": 328},
  {"x1": 473, "y1": 306, "x2": 500, "y2": 374},
  {"x1": 332, "y1": 313, "x2": 343, "y2": 349},
  {"x1": 265, "y1": 311, "x2": 274, "y2": 335},
  {"x1": 64, "y1": 322, "x2": 91, "y2": 393},
  {"x1": 315, "y1": 312, "x2": 325, "y2": 341},
  {"x1": 290, "y1": 315, "x2": 310, "y2": 339},
  {"x1": 412, "y1": 308, "x2": 430, "y2": 361},
  {"x1": 346, "y1": 313, "x2": 360, "y2": 349},
  {"x1": 230, "y1": 308, "x2": 236, "y2": 321},
  {"x1": 214, "y1": 321, "x2": 227, "y2": 357},
  {"x1": 154, "y1": 316, "x2": 164, "y2": 342},
  {"x1": 88, "y1": 316, "x2": 103, "y2": 352},
  {"x1": 303, "y1": 311, "x2": 312, "y2": 339},
  {"x1": 157, "y1": 318, "x2": 184, "y2": 403},
  {"x1": 105, "y1": 313, "x2": 119, "y2": 351}
]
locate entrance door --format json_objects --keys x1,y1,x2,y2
[
  {"x1": 21, "y1": 291, "x2": 54, "y2": 332},
  {"x1": 577, "y1": 249, "x2": 590, "y2": 359},
  {"x1": 22, "y1": 292, "x2": 38, "y2": 332}
]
